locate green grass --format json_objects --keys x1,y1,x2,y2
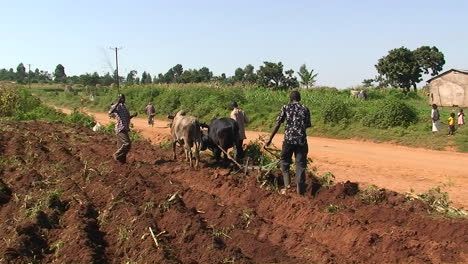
[{"x1": 29, "y1": 83, "x2": 468, "y2": 152}]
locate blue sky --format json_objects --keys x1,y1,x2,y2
[{"x1": 1, "y1": 0, "x2": 467, "y2": 88}]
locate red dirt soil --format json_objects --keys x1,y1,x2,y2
[{"x1": 1, "y1": 122, "x2": 468, "y2": 264}]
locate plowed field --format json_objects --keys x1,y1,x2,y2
[{"x1": 1, "y1": 122, "x2": 467, "y2": 264}]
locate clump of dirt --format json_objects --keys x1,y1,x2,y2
[
  {"x1": 0, "y1": 178, "x2": 12, "y2": 204},
  {"x1": 0, "y1": 121, "x2": 467, "y2": 264}
]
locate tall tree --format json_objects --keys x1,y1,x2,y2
[
  {"x1": 233, "y1": 67, "x2": 245, "y2": 82},
  {"x1": 146, "y1": 73, "x2": 152, "y2": 84},
  {"x1": 172, "y1": 64, "x2": 183, "y2": 82},
  {"x1": 297, "y1": 64, "x2": 318, "y2": 88},
  {"x1": 413, "y1": 46, "x2": 445, "y2": 77},
  {"x1": 375, "y1": 46, "x2": 445, "y2": 91},
  {"x1": 16, "y1": 63, "x2": 26, "y2": 83},
  {"x1": 244, "y1": 64, "x2": 257, "y2": 83},
  {"x1": 256, "y1": 61, "x2": 285, "y2": 89},
  {"x1": 198, "y1": 67, "x2": 213, "y2": 82},
  {"x1": 141, "y1": 72, "x2": 148, "y2": 84},
  {"x1": 284, "y1": 69, "x2": 299, "y2": 89},
  {"x1": 375, "y1": 47, "x2": 421, "y2": 91},
  {"x1": 54, "y1": 64, "x2": 67, "y2": 83},
  {"x1": 163, "y1": 68, "x2": 175, "y2": 83},
  {"x1": 126, "y1": 70, "x2": 137, "y2": 84}
]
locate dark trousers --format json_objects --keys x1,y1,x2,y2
[
  {"x1": 148, "y1": 114, "x2": 155, "y2": 126},
  {"x1": 115, "y1": 131, "x2": 131, "y2": 163},
  {"x1": 449, "y1": 125, "x2": 456, "y2": 135},
  {"x1": 280, "y1": 142, "x2": 308, "y2": 195}
]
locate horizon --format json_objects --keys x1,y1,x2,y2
[{"x1": 1, "y1": 0, "x2": 467, "y2": 88}]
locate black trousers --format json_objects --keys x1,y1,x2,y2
[{"x1": 280, "y1": 142, "x2": 308, "y2": 194}]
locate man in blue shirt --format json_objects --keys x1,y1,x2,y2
[{"x1": 266, "y1": 91, "x2": 312, "y2": 195}]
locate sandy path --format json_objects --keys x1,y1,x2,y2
[{"x1": 58, "y1": 107, "x2": 468, "y2": 208}]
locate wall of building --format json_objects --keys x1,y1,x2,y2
[{"x1": 429, "y1": 71, "x2": 468, "y2": 107}]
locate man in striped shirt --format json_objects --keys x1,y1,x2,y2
[{"x1": 109, "y1": 94, "x2": 137, "y2": 164}]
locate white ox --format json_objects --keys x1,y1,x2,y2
[{"x1": 170, "y1": 110, "x2": 202, "y2": 168}]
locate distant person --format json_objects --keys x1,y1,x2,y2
[
  {"x1": 230, "y1": 101, "x2": 249, "y2": 148},
  {"x1": 448, "y1": 113, "x2": 456, "y2": 136},
  {"x1": 146, "y1": 102, "x2": 156, "y2": 127},
  {"x1": 109, "y1": 94, "x2": 137, "y2": 164},
  {"x1": 431, "y1": 104, "x2": 440, "y2": 133},
  {"x1": 458, "y1": 109, "x2": 465, "y2": 127},
  {"x1": 266, "y1": 91, "x2": 312, "y2": 195}
]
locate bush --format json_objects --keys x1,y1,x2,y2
[
  {"x1": 0, "y1": 83, "x2": 20, "y2": 117},
  {"x1": 66, "y1": 109, "x2": 95, "y2": 128},
  {"x1": 365, "y1": 99, "x2": 418, "y2": 128},
  {"x1": 12, "y1": 105, "x2": 66, "y2": 121},
  {"x1": 322, "y1": 100, "x2": 353, "y2": 125}
]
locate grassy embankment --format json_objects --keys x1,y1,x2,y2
[
  {"x1": 31, "y1": 83, "x2": 468, "y2": 152},
  {"x1": 0, "y1": 83, "x2": 142, "y2": 140}
]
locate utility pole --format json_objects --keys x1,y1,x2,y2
[
  {"x1": 109, "y1": 47, "x2": 123, "y2": 93},
  {"x1": 28, "y1": 64, "x2": 31, "y2": 89}
]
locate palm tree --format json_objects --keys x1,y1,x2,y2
[{"x1": 298, "y1": 64, "x2": 318, "y2": 88}]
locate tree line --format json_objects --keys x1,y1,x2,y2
[
  {"x1": 0, "y1": 61, "x2": 318, "y2": 90},
  {"x1": 0, "y1": 45, "x2": 444, "y2": 90}
]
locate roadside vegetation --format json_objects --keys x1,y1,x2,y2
[{"x1": 0, "y1": 82, "x2": 142, "y2": 140}]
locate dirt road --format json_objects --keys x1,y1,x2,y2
[{"x1": 60, "y1": 107, "x2": 468, "y2": 208}]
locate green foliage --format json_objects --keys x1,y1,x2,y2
[
  {"x1": 54, "y1": 64, "x2": 66, "y2": 83},
  {"x1": 406, "y1": 187, "x2": 468, "y2": 218},
  {"x1": 67, "y1": 109, "x2": 95, "y2": 128},
  {"x1": 376, "y1": 46, "x2": 445, "y2": 90},
  {"x1": 413, "y1": 46, "x2": 445, "y2": 77},
  {"x1": 365, "y1": 99, "x2": 418, "y2": 128},
  {"x1": 256, "y1": 61, "x2": 285, "y2": 89},
  {"x1": 244, "y1": 139, "x2": 276, "y2": 167},
  {"x1": 100, "y1": 122, "x2": 142, "y2": 141},
  {"x1": 0, "y1": 83, "x2": 21, "y2": 116},
  {"x1": 322, "y1": 100, "x2": 352, "y2": 125},
  {"x1": 233, "y1": 67, "x2": 245, "y2": 82},
  {"x1": 317, "y1": 172, "x2": 335, "y2": 187},
  {"x1": 298, "y1": 64, "x2": 318, "y2": 88}
]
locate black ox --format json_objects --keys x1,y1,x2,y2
[{"x1": 200, "y1": 118, "x2": 243, "y2": 163}]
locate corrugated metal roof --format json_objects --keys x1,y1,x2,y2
[{"x1": 427, "y1": 69, "x2": 468, "y2": 83}]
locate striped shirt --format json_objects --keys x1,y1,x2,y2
[{"x1": 109, "y1": 103, "x2": 131, "y2": 133}]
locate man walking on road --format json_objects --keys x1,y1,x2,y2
[
  {"x1": 266, "y1": 91, "x2": 312, "y2": 195},
  {"x1": 146, "y1": 102, "x2": 156, "y2": 127},
  {"x1": 109, "y1": 94, "x2": 137, "y2": 164}
]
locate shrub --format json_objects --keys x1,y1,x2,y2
[
  {"x1": 12, "y1": 105, "x2": 66, "y2": 121},
  {"x1": 365, "y1": 99, "x2": 418, "y2": 128},
  {"x1": 244, "y1": 139, "x2": 276, "y2": 166},
  {"x1": 0, "y1": 83, "x2": 20, "y2": 117},
  {"x1": 322, "y1": 100, "x2": 352, "y2": 125},
  {"x1": 66, "y1": 109, "x2": 95, "y2": 128}
]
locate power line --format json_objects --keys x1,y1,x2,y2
[{"x1": 109, "y1": 47, "x2": 123, "y2": 93}]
